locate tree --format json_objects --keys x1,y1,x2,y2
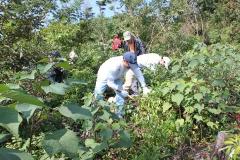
[{"x1": 0, "y1": 0, "x2": 59, "y2": 70}]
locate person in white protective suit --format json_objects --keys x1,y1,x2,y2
[
  {"x1": 94, "y1": 51, "x2": 151, "y2": 118},
  {"x1": 123, "y1": 53, "x2": 171, "y2": 95}
]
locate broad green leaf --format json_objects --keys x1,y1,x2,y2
[
  {"x1": 0, "y1": 84, "x2": 10, "y2": 93},
  {"x1": 38, "y1": 57, "x2": 49, "y2": 63},
  {"x1": 175, "y1": 118, "x2": 184, "y2": 127},
  {"x1": 113, "y1": 130, "x2": 131, "y2": 148},
  {"x1": 65, "y1": 79, "x2": 87, "y2": 86},
  {"x1": 194, "y1": 93, "x2": 203, "y2": 102},
  {"x1": 37, "y1": 63, "x2": 54, "y2": 74},
  {"x1": 78, "y1": 150, "x2": 94, "y2": 160},
  {"x1": 82, "y1": 93, "x2": 94, "y2": 107},
  {"x1": 193, "y1": 115, "x2": 203, "y2": 122},
  {"x1": 94, "y1": 123, "x2": 106, "y2": 131},
  {"x1": 185, "y1": 106, "x2": 195, "y2": 114},
  {"x1": 171, "y1": 65, "x2": 180, "y2": 73},
  {"x1": 85, "y1": 139, "x2": 99, "y2": 149},
  {"x1": 92, "y1": 142, "x2": 107, "y2": 153},
  {"x1": 176, "y1": 81, "x2": 187, "y2": 92},
  {"x1": 212, "y1": 79, "x2": 225, "y2": 87},
  {"x1": 56, "y1": 61, "x2": 71, "y2": 70},
  {"x1": 161, "y1": 87, "x2": 170, "y2": 96},
  {"x1": 162, "y1": 102, "x2": 172, "y2": 113},
  {"x1": 85, "y1": 139, "x2": 107, "y2": 153},
  {"x1": 207, "y1": 121, "x2": 218, "y2": 129},
  {"x1": 100, "y1": 110, "x2": 110, "y2": 121},
  {"x1": 6, "y1": 84, "x2": 20, "y2": 90},
  {"x1": 43, "y1": 129, "x2": 79, "y2": 156},
  {"x1": 0, "y1": 107, "x2": 22, "y2": 137},
  {"x1": 58, "y1": 103, "x2": 92, "y2": 121},
  {"x1": 208, "y1": 108, "x2": 222, "y2": 114},
  {"x1": 1, "y1": 90, "x2": 45, "y2": 107},
  {"x1": 15, "y1": 104, "x2": 41, "y2": 122},
  {"x1": 169, "y1": 82, "x2": 177, "y2": 91},
  {"x1": 0, "y1": 148, "x2": 34, "y2": 160},
  {"x1": 112, "y1": 123, "x2": 120, "y2": 130},
  {"x1": 188, "y1": 59, "x2": 199, "y2": 68},
  {"x1": 41, "y1": 83, "x2": 69, "y2": 95},
  {"x1": 83, "y1": 120, "x2": 93, "y2": 131},
  {"x1": 91, "y1": 107, "x2": 99, "y2": 116},
  {"x1": 171, "y1": 93, "x2": 184, "y2": 105},
  {"x1": 0, "y1": 134, "x2": 11, "y2": 143},
  {"x1": 199, "y1": 86, "x2": 210, "y2": 95},
  {"x1": 100, "y1": 128, "x2": 113, "y2": 141},
  {"x1": 194, "y1": 103, "x2": 204, "y2": 114},
  {"x1": 19, "y1": 70, "x2": 37, "y2": 80}
]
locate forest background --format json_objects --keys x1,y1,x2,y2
[{"x1": 0, "y1": 0, "x2": 240, "y2": 159}]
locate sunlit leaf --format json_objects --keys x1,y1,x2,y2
[
  {"x1": 194, "y1": 93, "x2": 203, "y2": 102},
  {"x1": 208, "y1": 108, "x2": 222, "y2": 114},
  {"x1": 6, "y1": 84, "x2": 20, "y2": 90},
  {"x1": 56, "y1": 61, "x2": 71, "y2": 70},
  {"x1": 15, "y1": 104, "x2": 41, "y2": 122},
  {"x1": 162, "y1": 102, "x2": 172, "y2": 113},
  {"x1": 58, "y1": 103, "x2": 92, "y2": 121},
  {"x1": 207, "y1": 121, "x2": 218, "y2": 129},
  {"x1": 0, "y1": 148, "x2": 34, "y2": 160},
  {"x1": 193, "y1": 115, "x2": 203, "y2": 122},
  {"x1": 43, "y1": 129, "x2": 79, "y2": 156},
  {"x1": 37, "y1": 63, "x2": 54, "y2": 74},
  {"x1": 100, "y1": 110, "x2": 110, "y2": 121},
  {"x1": 41, "y1": 83, "x2": 69, "y2": 95},
  {"x1": 194, "y1": 103, "x2": 204, "y2": 114},
  {"x1": 0, "y1": 107, "x2": 22, "y2": 137},
  {"x1": 171, "y1": 93, "x2": 184, "y2": 105},
  {"x1": 1, "y1": 90, "x2": 45, "y2": 107},
  {"x1": 85, "y1": 139, "x2": 107, "y2": 153},
  {"x1": 212, "y1": 79, "x2": 225, "y2": 87},
  {"x1": 19, "y1": 70, "x2": 37, "y2": 80},
  {"x1": 0, "y1": 84, "x2": 10, "y2": 93},
  {"x1": 161, "y1": 87, "x2": 170, "y2": 96}
]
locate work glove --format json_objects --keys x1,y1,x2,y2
[
  {"x1": 120, "y1": 90, "x2": 129, "y2": 98},
  {"x1": 108, "y1": 97, "x2": 116, "y2": 103},
  {"x1": 143, "y1": 87, "x2": 151, "y2": 96}
]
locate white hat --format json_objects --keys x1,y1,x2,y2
[
  {"x1": 163, "y1": 57, "x2": 171, "y2": 69},
  {"x1": 123, "y1": 31, "x2": 132, "y2": 41}
]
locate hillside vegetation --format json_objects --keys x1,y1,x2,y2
[{"x1": 0, "y1": 0, "x2": 240, "y2": 159}]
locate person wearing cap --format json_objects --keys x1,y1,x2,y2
[
  {"x1": 94, "y1": 52, "x2": 149, "y2": 118},
  {"x1": 47, "y1": 51, "x2": 67, "y2": 83},
  {"x1": 123, "y1": 53, "x2": 171, "y2": 95},
  {"x1": 123, "y1": 31, "x2": 145, "y2": 56}
]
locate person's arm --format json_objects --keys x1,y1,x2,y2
[
  {"x1": 107, "y1": 79, "x2": 122, "y2": 91},
  {"x1": 131, "y1": 67, "x2": 146, "y2": 88}
]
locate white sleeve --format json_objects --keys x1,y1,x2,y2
[
  {"x1": 107, "y1": 79, "x2": 121, "y2": 91},
  {"x1": 131, "y1": 67, "x2": 146, "y2": 88}
]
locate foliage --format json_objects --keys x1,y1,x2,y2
[
  {"x1": 0, "y1": 59, "x2": 131, "y2": 159},
  {"x1": 125, "y1": 43, "x2": 240, "y2": 159},
  {"x1": 222, "y1": 134, "x2": 240, "y2": 160},
  {"x1": 1, "y1": 0, "x2": 240, "y2": 159}
]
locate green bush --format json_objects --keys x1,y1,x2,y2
[{"x1": 127, "y1": 43, "x2": 240, "y2": 158}]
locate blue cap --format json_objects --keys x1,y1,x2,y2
[
  {"x1": 51, "y1": 51, "x2": 61, "y2": 57},
  {"x1": 123, "y1": 52, "x2": 138, "y2": 70}
]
